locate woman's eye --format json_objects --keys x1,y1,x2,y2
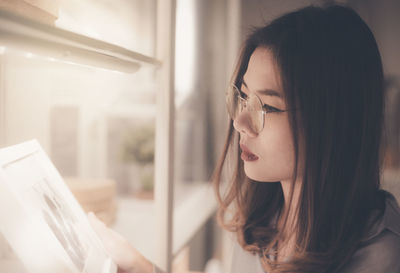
[{"x1": 263, "y1": 104, "x2": 282, "y2": 112}]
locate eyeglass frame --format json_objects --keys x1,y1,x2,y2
[{"x1": 226, "y1": 84, "x2": 290, "y2": 133}]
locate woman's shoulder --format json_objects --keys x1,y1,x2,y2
[
  {"x1": 339, "y1": 192, "x2": 400, "y2": 273},
  {"x1": 340, "y1": 230, "x2": 400, "y2": 272}
]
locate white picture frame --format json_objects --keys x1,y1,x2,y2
[{"x1": 0, "y1": 140, "x2": 117, "y2": 273}]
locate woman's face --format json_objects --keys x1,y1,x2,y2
[{"x1": 233, "y1": 47, "x2": 296, "y2": 182}]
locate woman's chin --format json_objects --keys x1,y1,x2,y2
[
  {"x1": 243, "y1": 166, "x2": 280, "y2": 183},
  {"x1": 244, "y1": 170, "x2": 279, "y2": 182}
]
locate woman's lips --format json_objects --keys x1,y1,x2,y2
[{"x1": 240, "y1": 144, "x2": 259, "y2": 162}]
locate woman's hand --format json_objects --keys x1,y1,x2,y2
[{"x1": 88, "y1": 212, "x2": 153, "y2": 273}]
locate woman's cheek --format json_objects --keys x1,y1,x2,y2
[{"x1": 255, "y1": 124, "x2": 295, "y2": 179}]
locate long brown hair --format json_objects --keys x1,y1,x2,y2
[{"x1": 213, "y1": 4, "x2": 387, "y2": 272}]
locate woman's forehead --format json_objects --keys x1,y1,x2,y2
[{"x1": 243, "y1": 47, "x2": 281, "y2": 92}]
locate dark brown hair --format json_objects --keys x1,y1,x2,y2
[{"x1": 213, "y1": 4, "x2": 387, "y2": 273}]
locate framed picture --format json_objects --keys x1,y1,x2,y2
[{"x1": 0, "y1": 140, "x2": 117, "y2": 273}]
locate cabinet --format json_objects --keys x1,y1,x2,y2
[{"x1": 0, "y1": 1, "x2": 238, "y2": 273}]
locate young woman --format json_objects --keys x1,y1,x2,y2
[
  {"x1": 89, "y1": 4, "x2": 400, "y2": 273},
  {"x1": 212, "y1": 4, "x2": 400, "y2": 273}
]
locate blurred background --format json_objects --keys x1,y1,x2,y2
[{"x1": 0, "y1": 0, "x2": 398, "y2": 273}]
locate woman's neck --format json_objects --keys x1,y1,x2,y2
[{"x1": 278, "y1": 178, "x2": 302, "y2": 240}]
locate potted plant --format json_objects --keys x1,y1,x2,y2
[{"x1": 120, "y1": 124, "x2": 155, "y2": 199}]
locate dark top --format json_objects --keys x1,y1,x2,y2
[{"x1": 231, "y1": 192, "x2": 400, "y2": 273}]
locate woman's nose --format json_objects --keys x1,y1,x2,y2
[{"x1": 233, "y1": 110, "x2": 258, "y2": 138}]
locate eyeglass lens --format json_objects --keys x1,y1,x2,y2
[{"x1": 226, "y1": 85, "x2": 264, "y2": 133}]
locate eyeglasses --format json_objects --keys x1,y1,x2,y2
[{"x1": 225, "y1": 85, "x2": 288, "y2": 133}]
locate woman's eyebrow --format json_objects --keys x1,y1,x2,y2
[{"x1": 242, "y1": 80, "x2": 283, "y2": 99}]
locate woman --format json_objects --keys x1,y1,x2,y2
[
  {"x1": 90, "y1": 4, "x2": 400, "y2": 273},
  {"x1": 213, "y1": 3, "x2": 400, "y2": 273}
]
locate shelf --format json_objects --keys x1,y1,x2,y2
[
  {"x1": 111, "y1": 183, "x2": 217, "y2": 263},
  {"x1": 111, "y1": 197, "x2": 156, "y2": 262},
  {"x1": 173, "y1": 183, "x2": 217, "y2": 255},
  {"x1": 0, "y1": 10, "x2": 161, "y2": 73}
]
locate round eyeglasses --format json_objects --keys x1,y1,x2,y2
[{"x1": 225, "y1": 85, "x2": 288, "y2": 133}]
